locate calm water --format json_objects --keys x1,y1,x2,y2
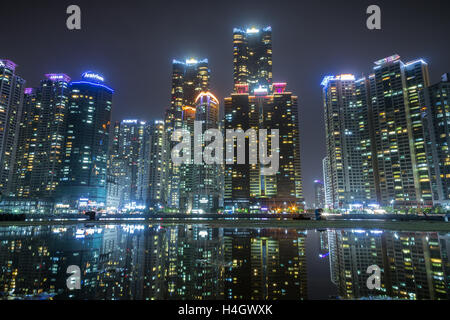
[{"x1": 0, "y1": 224, "x2": 449, "y2": 300}]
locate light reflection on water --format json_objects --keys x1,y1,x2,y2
[{"x1": 0, "y1": 224, "x2": 449, "y2": 300}]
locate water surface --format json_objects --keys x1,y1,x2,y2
[{"x1": 0, "y1": 224, "x2": 449, "y2": 300}]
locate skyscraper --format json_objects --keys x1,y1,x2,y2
[
  {"x1": 233, "y1": 26, "x2": 272, "y2": 93},
  {"x1": 321, "y1": 74, "x2": 377, "y2": 209},
  {"x1": 13, "y1": 74, "x2": 71, "y2": 199},
  {"x1": 371, "y1": 55, "x2": 432, "y2": 207},
  {"x1": 58, "y1": 72, "x2": 113, "y2": 209},
  {"x1": 224, "y1": 82, "x2": 303, "y2": 212},
  {"x1": 0, "y1": 59, "x2": 25, "y2": 196},
  {"x1": 424, "y1": 73, "x2": 450, "y2": 206},
  {"x1": 225, "y1": 27, "x2": 303, "y2": 213},
  {"x1": 139, "y1": 120, "x2": 166, "y2": 210},
  {"x1": 192, "y1": 92, "x2": 221, "y2": 213},
  {"x1": 164, "y1": 58, "x2": 210, "y2": 211},
  {"x1": 117, "y1": 119, "x2": 146, "y2": 208},
  {"x1": 107, "y1": 121, "x2": 128, "y2": 210},
  {"x1": 322, "y1": 157, "x2": 332, "y2": 209},
  {"x1": 322, "y1": 55, "x2": 434, "y2": 209},
  {"x1": 13, "y1": 88, "x2": 39, "y2": 198},
  {"x1": 313, "y1": 180, "x2": 325, "y2": 209}
]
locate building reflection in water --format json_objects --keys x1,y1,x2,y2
[
  {"x1": 327, "y1": 229, "x2": 450, "y2": 299},
  {"x1": 0, "y1": 225, "x2": 448, "y2": 300}
]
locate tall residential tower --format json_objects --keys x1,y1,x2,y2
[
  {"x1": 164, "y1": 58, "x2": 210, "y2": 211},
  {"x1": 0, "y1": 59, "x2": 25, "y2": 196}
]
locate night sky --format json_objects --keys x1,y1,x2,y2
[{"x1": 2, "y1": 0, "x2": 450, "y2": 204}]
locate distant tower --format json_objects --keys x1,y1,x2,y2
[
  {"x1": 117, "y1": 119, "x2": 146, "y2": 208},
  {"x1": 313, "y1": 180, "x2": 325, "y2": 209},
  {"x1": 322, "y1": 157, "x2": 332, "y2": 209},
  {"x1": 139, "y1": 120, "x2": 166, "y2": 210}
]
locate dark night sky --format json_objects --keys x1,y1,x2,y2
[{"x1": 2, "y1": 0, "x2": 450, "y2": 204}]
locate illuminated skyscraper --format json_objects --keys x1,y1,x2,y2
[
  {"x1": 58, "y1": 72, "x2": 113, "y2": 209},
  {"x1": 13, "y1": 88, "x2": 39, "y2": 198},
  {"x1": 13, "y1": 74, "x2": 71, "y2": 199},
  {"x1": 0, "y1": 59, "x2": 25, "y2": 195},
  {"x1": 117, "y1": 119, "x2": 146, "y2": 208},
  {"x1": 371, "y1": 55, "x2": 432, "y2": 207},
  {"x1": 178, "y1": 104, "x2": 196, "y2": 213},
  {"x1": 139, "y1": 120, "x2": 166, "y2": 210},
  {"x1": 322, "y1": 55, "x2": 434, "y2": 209},
  {"x1": 322, "y1": 157, "x2": 332, "y2": 208},
  {"x1": 424, "y1": 73, "x2": 450, "y2": 206},
  {"x1": 233, "y1": 26, "x2": 272, "y2": 93},
  {"x1": 224, "y1": 82, "x2": 303, "y2": 212},
  {"x1": 164, "y1": 58, "x2": 210, "y2": 210},
  {"x1": 321, "y1": 74, "x2": 377, "y2": 209},
  {"x1": 192, "y1": 92, "x2": 221, "y2": 213},
  {"x1": 313, "y1": 180, "x2": 325, "y2": 209},
  {"x1": 107, "y1": 121, "x2": 128, "y2": 210}
]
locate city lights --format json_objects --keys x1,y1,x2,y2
[{"x1": 1, "y1": 2, "x2": 450, "y2": 306}]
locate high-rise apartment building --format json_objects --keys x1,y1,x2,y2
[
  {"x1": 371, "y1": 55, "x2": 432, "y2": 207},
  {"x1": 322, "y1": 54, "x2": 434, "y2": 209},
  {"x1": 107, "y1": 121, "x2": 128, "y2": 210},
  {"x1": 224, "y1": 82, "x2": 303, "y2": 212},
  {"x1": 192, "y1": 92, "x2": 221, "y2": 213},
  {"x1": 164, "y1": 58, "x2": 210, "y2": 211},
  {"x1": 58, "y1": 72, "x2": 113, "y2": 209},
  {"x1": 139, "y1": 120, "x2": 166, "y2": 210},
  {"x1": 117, "y1": 119, "x2": 146, "y2": 208},
  {"x1": 0, "y1": 59, "x2": 25, "y2": 196},
  {"x1": 424, "y1": 73, "x2": 450, "y2": 206},
  {"x1": 322, "y1": 74, "x2": 377, "y2": 209},
  {"x1": 322, "y1": 156, "x2": 332, "y2": 209},
  {"x1": 225, "y1": 26, "x2": 303, "y2": 213},
  {"x1": 12, "y1": 74, "x2": 71, "y2": 199},
  {"x1": 13, "y1": 88, "x2": 39, "y2": 198},
  {"x1": 313, "y1": 180, "x2": 325, "y2": 209}
]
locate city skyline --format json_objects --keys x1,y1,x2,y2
[
  {"x1": 2, "y1": 0, "x2": 450, "y2": 205},
  {"x1": 2, "y1": 1, "x2": 450, "y2": 307},
  {"x1": 5, "y1": 1, "x2": 450, "y2": 203}
]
